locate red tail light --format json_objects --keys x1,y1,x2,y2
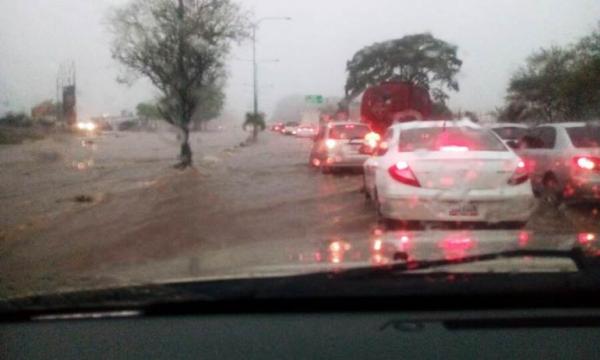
[
  {"x1": 388, "y1": 161, "x2": 420, "y2": 187},
  {"x1": 508, "y1": 160, "x2": 529, "y2": 185},
  {"x1": 574, "y1": 156, "x2": 600, "y2": 171},
  {"x1": 578, "y1": 233, "x2": 596, "y2": 244}
]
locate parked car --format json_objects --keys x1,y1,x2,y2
[
  {"x1": 282, "y1": 121, "x2": 300, "y2": 135},
  {"x1": 295, "y1": 124, "x2": 317, "y2": 138},
  {"x1": 516, "y1": 122, "x2": 600, "y2": 204},
  {"x1": 363, "y1": 120, "x2": 536, "y2": 226},
  {"x1": 489, "y1": 123, "x2": 528, "y2": 148},
  {"x1": 309, "y1": 121, "x2": 372, "y2": 173}
]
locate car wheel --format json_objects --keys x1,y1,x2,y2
[
  {"x1": 363, "y1": 174, "x2": 371, "y2": 200},
  {"x1": 541, "y1": 174, "x2": 562, "y2": 206},
  {"x1": 374, "y1": 190, "x2": 395, "y2": 228}
]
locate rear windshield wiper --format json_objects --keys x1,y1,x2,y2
[{"x1": 341, "y1": 248, "x2": 590, "y2": 277}]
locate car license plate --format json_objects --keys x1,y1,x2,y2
[{"x1": 449, "y1": 203, "x2": 478, "y2": 216}]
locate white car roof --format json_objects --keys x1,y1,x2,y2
[
  {"x1": 391, "y1": 119, "x2": 482, "y2": 130},
  {"x1": 536, "y1": 122, "x2": 590, "y2": 128},
  {"x1": 489, "y1": 123, "x2": 528, "y2": 129}
]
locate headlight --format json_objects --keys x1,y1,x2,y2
[{"x1": 76, "y1": 122, "x2": 97, "y2": 131}]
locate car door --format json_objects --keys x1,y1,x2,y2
[
  {"x1": 310, "y1": 125, "x2": 327, "y2": 161},
  {"x1": 518, "y1": 127, "x2": 545, "y2": 187},
  {"x1": 536, "y1": 126, "x2": 558, "y2": 184}
]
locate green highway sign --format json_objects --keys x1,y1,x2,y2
[{"x1": 305, "y1": 95, "x2": 324, "y2": 104}]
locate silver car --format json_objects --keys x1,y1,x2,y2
[
  {"x1": 517, "y1": 122, "x2": 600, "y2": 203},
  {"x1": 489, "y1": 123, "x2": 528, "y2": 148},
  {"x1": 309, "y1": 122, "x2": 372, "y2": 173}
]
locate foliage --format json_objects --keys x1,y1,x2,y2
[
  {"x1": 504, "y1": 24, "x2": 600, "y2": 123},
  {"x1": 108, "y1": 0, "x2": 248, "y2": 167},
  {"x1": 344, "y1": 33, "x2": 462, "y2": 103},
  {"x1": 243, "y1": 112, "x2": 266, "y2": 131},
  {"x1": 431, "y1": 101, "x2": 452, "y2": 118},
  {"x1": 0, "y1": 112, "x2": 33, "y2": 128},
  {"x1": 136, "y1": 102, "x2": 162, "y2": 119},
  {"x1": 191, "y1": 79, "x2": 225, "y2": 126}
]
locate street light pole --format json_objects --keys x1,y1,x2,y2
[
  {"x1": 251, "y1": 17, "x2": 291, "y2": 117},
  {"x1": 252, "y1": 25, "x2": 258, "y2": 116}
]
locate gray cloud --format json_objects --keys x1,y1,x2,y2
[{"x1": 1, "y1": 0, "x2": 599, "y2": 118}]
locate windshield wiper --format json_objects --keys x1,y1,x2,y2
[{"x1": 342, "y1": 248, "x2": 591, "y2": 277}]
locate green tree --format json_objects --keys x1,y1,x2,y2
[
  {"x1": 507, "y1": 47, "x2": 576, "y2": 122},
  {"x1": 344, "y1": 33, "x2": 462, "y2": 105},
  {"x1": 136, "y1": 102, "x2": 161, "y2": 119},
  {"x1": 108, "y1": 0, "x2": 247, "y2": 168},
  {"x1": 562, "y1": 25, "x2": 600, "y2": 119},
  {"x1": 191, "y1": 79, "x2": 225, "y2": 130},
  {"x1": 243, "y1": 112, "x2": 265, "y2": 141}
]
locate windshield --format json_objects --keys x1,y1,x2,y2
[
  {"x1": 328, "y1": 124, "x2": 370, "y2": 140},
  {"x1": 2, "y1": 0, "x2": 600, "y2": 307},
  {"x1": 399, "y1": 127, "x2": 508, "y2": 152},
  {"x1": 492, "y1": 127, "x2": 528, "y2": 140},
  {"x1": 567, "y1": 126, "x2": 600, "y2": 148}
]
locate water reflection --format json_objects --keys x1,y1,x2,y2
[
  {"x1": 287, "y1": 230, "x2": 599, "y2": 271},
  {"x1": 70, "y1": 136, "x2": 98, "y2": 171}
]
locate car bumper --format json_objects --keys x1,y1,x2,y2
[
  {"x1": 379, "y1": 192, "x2": 537, "y2": 222},
  {"x1": 325, "y1": 154, "x2": 369, "y2": 168},
  {"x1": 565, "y1": 181, "x2": 600, "y2": 202}
]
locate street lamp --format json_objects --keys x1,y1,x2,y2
[{"x1": 251, "y1": 17, "x2": 291, "y2": 116}]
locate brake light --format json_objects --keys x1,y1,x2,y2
[
  {"x1": 578, "y1": 233, "x2": 596, "y2": 244},
  {"x1": 574, "y1": 156, "x2": 599, "y2": 171},
  {"x1": 508, "y1": 159, "x2": 529, "y2": 185},
  {"x1": 388, "y1": 161, "x2": 420, "y2": 187},
  {"x1": 325, "y1": 139, "x2": 337, "y2": 149},
  {"x1": 364, "y1": 132, "x2": 381, "y2": 148}
]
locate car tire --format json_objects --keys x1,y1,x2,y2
[
  {"x1": 541, "y1": 174, "x2": 562, "y2": 206},
  {"x1": 363, "y1": 175, "x2": 371, "y2": 200}
]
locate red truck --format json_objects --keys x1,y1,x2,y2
[{"x1": 360, "y1": 81, "x2": 432, "y2": 135}]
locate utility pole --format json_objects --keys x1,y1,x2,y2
[
  {"x1": 252, "y1": 25, "x2": 258, "y2": 116},
  {"x1": 251, "y1": 17, "x2": 291, "y2": 116}
]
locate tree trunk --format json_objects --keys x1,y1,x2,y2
[
  {"x1": 252, "y1": 123, "x2": 259, "y2": 142},
  {"x1": 176, "y1": 126, "x2": 193, "y2": 169}
]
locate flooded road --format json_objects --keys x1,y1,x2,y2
[{"x1": 1, "y1": 130, "x2": 599, "y2": 298}]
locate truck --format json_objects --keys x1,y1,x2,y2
[{"x1": 360, "y1": 81, "x2": 433, "y2": 135}]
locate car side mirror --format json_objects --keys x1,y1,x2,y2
[{"x1": 506, "y1": 140, "x2": 519, "y2": 149}]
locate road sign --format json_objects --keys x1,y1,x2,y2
[{"x1": 305, "y1": 95, "x2": 324, "y2": 104}]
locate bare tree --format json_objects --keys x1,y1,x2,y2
[{"x1": 108, "y1": 0, "x2": 247, "y2": 168}]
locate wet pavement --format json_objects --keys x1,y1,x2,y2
[{"x1": 1, "y1": 129, "x2": 600, "y2": 298}]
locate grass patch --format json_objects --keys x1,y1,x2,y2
[{"x1": 0, "y1": 126, "x2": 45, "y2": 145}]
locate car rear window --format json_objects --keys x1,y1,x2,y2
[
  {"x1": 492, "y1": 126, "x2": 527, "y2": 140},
  {"x1": 399, "y1": 127, "x2": 508, "y2": 152},
  {"x1": 567, "y1": 126, "x2": 600, "y2": 148},
  {"x1": 329, "y1": 124, "x2": 370, "y2": 140}
]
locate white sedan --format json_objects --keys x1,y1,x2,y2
[{"x1": 363, "y1": 120, "x2": 536, "y2": 226}]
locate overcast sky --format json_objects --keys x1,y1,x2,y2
[{"x1": 1, "y1": 0, "x2": 599, "y2": 119}]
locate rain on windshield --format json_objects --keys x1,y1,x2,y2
[{"x1": 1, "y1": 0, "x2": 600, "y2": 300}]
